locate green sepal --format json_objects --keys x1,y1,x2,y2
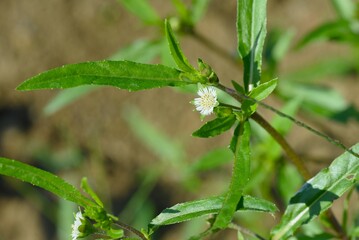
[
  {"x1": 214, "y1": 106, "x2": 233, "y2": 118},
  {"x1": 107, "y1": 227, "x2": 125, "y2": 239},
  {"x1": 78, "y1": 215, "x2": 98, "y2": 238},
  {"x1": 197, "y1": 58, "x2": 219, "y2": 85},
  {"x1": 192, "y1": 115, "x2": 237, "y2": 138}
]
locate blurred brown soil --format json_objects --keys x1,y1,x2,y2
[{"x1": 0, "y1": 0, "x2": 358, "y2": 240}]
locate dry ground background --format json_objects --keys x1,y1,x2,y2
[{"x1": 0, "y1": 0, "x2": 358, "y2": 239}]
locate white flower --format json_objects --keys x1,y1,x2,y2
[
  {"x1": 194, "y1": 86, "x2": 218, "y2": 116},
  {"x1": 71, "y1": 211, "x2": 84, "y2": 240}
]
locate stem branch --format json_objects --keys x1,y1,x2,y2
[{"x1": 113, "y1": 221, "x2": 147, "y2": 240}]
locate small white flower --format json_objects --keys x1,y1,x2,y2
[
  {"x1": 71, "y1": 211, "x2": 84, "y2": 240},
  {"x1": 194, "y1": 86, "x2": 218, "y2": 116}
]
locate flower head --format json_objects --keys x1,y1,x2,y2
[
  {"x1": 71, "y1": 211, "x2": 84, "y2": 240},
  {"x1": 194, "y1": 86, "x2": 218, "y2": 116}
]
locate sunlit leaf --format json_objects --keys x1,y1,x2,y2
[
  {"x1": 44, "y1": 40, "x2": 162, "y2": 115},
  {"x1": 249, "y1": 78, "x2": 277, "y2": 101},
  {"x1": 212, "y1": 120, "x2": 251, "y2": 229},
  {"x1": 237, "y1": 0, "x2": 267, "y2": 92},
  {"x1": 192, "y1": 115, "x2": 237, "y2": 138},
  {"x1": 17, "y1": 61, "x2": 191, "y2": 92},
  {"x1": 0, "y1": 157, "x2": 96, "y2": 208},
  {"x1": 149, "y1": 195, "x2": 277, "y2": 227},
  {"x1": 271, "y1": 143, "x2": 359, "y2": 240},
  {"x1": 165, "y1": 19, "x2": 195, "y2": 73}
]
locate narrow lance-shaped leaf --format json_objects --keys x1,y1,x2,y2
[
  {"x1": 248, "y1": 78, "x2": 277, "y2": 102},
  {"x1": 165, "y1": 19, "x2": 196, "y2": 73},
  {"x1": 17, "y1": 61, "x2": 191, "y2": 91},
  {"x1": 237, "y1": 0, "x2": 267, "y2": 92},
  {"x1": 44, "y1": 40, "x2": 163, "y2": 115},
  {"x1": 149, "y1": 195, "x2": 277, "y2": 227},
  {"x1": 192, "y1": 115, "x2": 237, "y2": 138},
  {"x1": 296, "y1": 21, "x2": 356, "y2": 49},
  {"x1": 212, "y1": 120, "x2": 251, "y2": 229},
  {"x1": 271, "y1": 143, "x2": 359, "y2": 240},
  {"x1": 0, "y1": 157, "x2": 96, "y2": 208},
  {"x1": 117, "y1": 0, "x2": 161, "y2": 24},
  {"x1": 331, "y1": 0, "x2": 356, "y2": 20}
]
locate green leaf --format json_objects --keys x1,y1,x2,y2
[
  {"x1": 212, "y1": 120, "x2": 251, "y2": 229},
  {"x1": 192, "y1": 115, "x2": 237, "y2": 138},
  {"x1": 237, "y1": 0, "x2": 267, "y2": 92},
  {"x1": 44, "y1": 85, "x2": 97, "y2": 115},
  {"x1": 165, "y1": 19, "x2": 195, "y2": 73},
  {"x1": 190, "y1": 0, "x2": 211, "y2": 23},
  {"x1": 17, "y1": 61, "x2": 191, "y2": 92},
  {"x1": 249, "y1": 78, "x2": 277, "y2": 101},
  {"x1": 189, "y1": 148, "x2": 233, "y2": 172},
  {"x1": 240, "y1": 78, "x2": 277, "y2": 116},
  {"x1": 44, "y1": 40, "x2": 163, "y2": 115},
  {"x1": 296, "y1": 21, "x2": 357, "y2": 48},
  {"x1": 81, "y1": 177, "x2": 104, "y2": 207},
  {"x1": 149, "y1": 195, "x2": 277, "y2": 227},
  {"x1": 270, "y1": 29, "x2": 295, "y2": 63},
  {"x1": 229, "y1": 122, "x2": 241, "y2": 153},
  {"x1": 0, "y1": 157, "x2": 96, "y2": 208},
  {"x1": 331, "y1": 0, "x2": 356, "y2": 20},
  {"x1": 231, "y1": 80, "x2": 246, "y2": 95},
  {"x1": 278, "y1": 164, "x2": 303, "y2": 204},
  {"x1": 278, "y1": 81, "x2": 348, "y2": 116},
  {"x1": 117, "y1": 0, "x2": 161, "y2": 24},
  {"x1": 123, "y1": 107, "x2": 185, "y2": 163},
  {"x1": 271, "y1": 143, "x2": 359, "y2": 240},
  {"x1": 109, "y1": 39, "x2": 162, "y2": 63}
]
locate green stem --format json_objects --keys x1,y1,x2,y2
[
  {"x1": 113, "y1": 222, "x2": 148, "y2": 240},
  {"x1": 250, "y1": 113, "x2": 311, "y2": 179},
  {"x1": 216, "y1": 83, "x2": 348, "y2": 238},
  {"x1": 217, "y1": 84, "x2": 359, "y2": 159},
  {"x1": 217, "y1": 83, "x2": 310, "y2": 179}
]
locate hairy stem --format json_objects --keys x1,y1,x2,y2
[
  {"x1": 217, "y1": 83, "x2": 348, "y2": 238},
  {"x1": 113, "y1": 221, "x2": 147, "y2": 240},
  {"x1": 250, "y1": 112, "x2": 311, "y2": 179},
  {"x1": 217, "y1": 84, "x2": 310, "y2": 178}
]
